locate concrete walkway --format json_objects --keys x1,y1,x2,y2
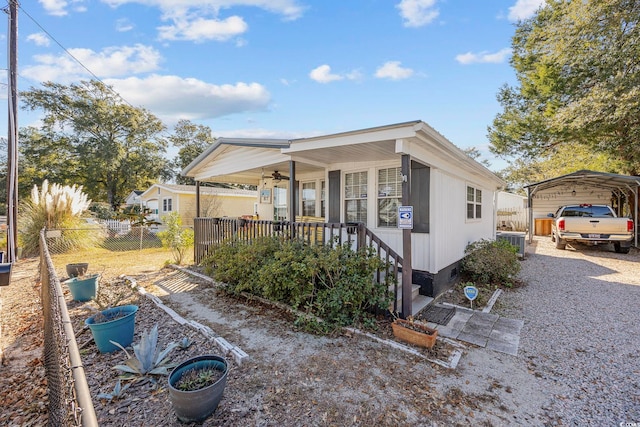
[{"x1": 425, "y1": 306, "x2": 524, "y2": 356}]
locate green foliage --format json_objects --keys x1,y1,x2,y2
[
  {"x1": 489, "y1": 0, "x2": 640, "y2": 175},
  {"x1": 461, "y1": 239, "x2": 521, "y2": 287},
  {"x1": 97, "y1": 379, "x2": 131, "y2": 402},
  {"x1": 20, "y1": 80, "x2": 170, "y2": 208},
  {"x1": 88, "y1": 202, "x2": 117, "y2": 220},
  {"x1": 205, "y1": 237, "x2": 393, "y2": 333},
  {"x1": 157, "y1": 212, "x2": 194, "y2": 264},
  {"x1": 175, "y1": 367, "x2": 223, "y2": 391},
  {"x1": 112, "y1": 324, "x2": 178, "y2": 378},
  {"x1": 21, "y1": 180, "x2": 96, "y2": 256},
  {"x1": 169, "y1": 120, "x2": 216, "y2": 185}
]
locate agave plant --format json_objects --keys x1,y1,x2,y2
[
  {"x1": 97, "y1": 379, "x2": 131, "y2": 401},
  {"x1": 111, "y1": 324, "x2": 178, "y2": 378}
]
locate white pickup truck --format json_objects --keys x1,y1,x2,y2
[{"x1": 547, "y1": 204, "x2": 635, "y2": 253}]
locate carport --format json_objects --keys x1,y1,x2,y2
[{"x1": 524, "y1": 170, "x2": 640, "y2": 246}]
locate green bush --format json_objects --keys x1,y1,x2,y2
[
  {"x1": 157, "y1": 212, "x2": 194, "y2": 264},
  {"x1": 203, "y1": 237, "x2": 393, "y2": 333},
  {"x1": 461, "y1": 239, "x2": 521, "y2": 287}
]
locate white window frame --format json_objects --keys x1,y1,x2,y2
[
  {"x1": 344, "y1": 171, "x2": 368, "y2": 223},
  {"x1": 377, "y1": 167, "x2": 402, "y2": 227},
  {"x1": 466, "y1": 185, "x2": 482, "y2": 220},
  {"x1": 301, "y1": 181, "x2": 317, "y2": 217}
]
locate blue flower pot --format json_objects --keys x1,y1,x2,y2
[
  {"x1": 0, "y1": 263, "x2": 12, "y2": 287},
  {"x1": 85, "y1": 305, "x2": 138, "y2": 353},
  {"x1": 64, "y1": 273, "x2": 99, "y2": 302},
  {"x1": 168, "y1": 355, "x2": 229, "y2": 423}
]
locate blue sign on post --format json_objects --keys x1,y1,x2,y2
[
  {"x1": 398, "y1": 206, "x2": 413, "y2": 229},
  {"x1": 464, "y1": 285, "x2": 478, "y2": 309}
]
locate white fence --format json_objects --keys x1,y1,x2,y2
[{"x1": 497, "y1": 207, "x2": 528, "y2": 232}]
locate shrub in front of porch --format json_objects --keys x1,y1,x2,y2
[
  {"x1": 461, "y1": 239, "x2": 521, "y2": 287},
  {"x1": 203, "y1": 237, "x2": 393, "y2": 333}
]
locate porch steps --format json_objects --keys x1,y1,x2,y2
[{"x1": 388, "y1": 283, "x2": 434, "y2": 315}]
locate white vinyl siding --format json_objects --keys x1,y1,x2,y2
[
  {"x1": 345, "y1": 171, "x2": 367, "y2": 223},
  {"x1": 377, "y1": 167, "x2": 402, "y2": 227}
]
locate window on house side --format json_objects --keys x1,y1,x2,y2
[
  {"x1": 466, "y1": 186, "x2": 482, "y2": 220},
  {"x1": 163, "y1": 198, "x2": 173, "y2": 212},
  {"x1": 345, "y1": 171, "x2": 367, "y2": 223},
  {"x1": 378, "y1": 167, "x2": 402, "y2": 227}
]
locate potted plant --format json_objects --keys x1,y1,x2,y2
[
  {"x1": 63, "y1": 273, "x2": 99, "y2": 301},
  {"x1": 391, "y1": 317, "x2": 438, "y2": 349},
  {"x1": 85, "y1": 304, "x2": 138, "y2": 353},
  {"x1": 66, "y1": 262, "x2": 89, "y2": 278},
  {"x1": 167, "y1": 355, "x2": 229, "y2": 423}
]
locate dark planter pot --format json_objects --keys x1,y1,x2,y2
[
  {"x1": 0, "y1": 263, "x2": 12, "y2": 287},
  {"x1": 64, "y1": 273, "x2": 99, "y2": 302},
  {"x1": 85, "y1": 305, "x2": 138, "y2": 353},
  {"x1": 168, "y1": 355, "x2": 229, "y2": 423},
  {"x1": 66, "y1": 262, "x2": 89, "y2": 278}
]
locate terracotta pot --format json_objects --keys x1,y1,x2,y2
[{"x1": 392, "y1": 318, "x2": 438, "y2": 349}]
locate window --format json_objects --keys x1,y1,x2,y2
[
  {"x1": 302, "y1": 182, "x2": 316, "y2": 216},
  {"x1": 345, "y1": 171, "x2": 367, "y2": 223},
  {"x1": 466, "y1": 186, "x2": 482, "y2": 219},
  {"x1": 378, "y1": 167, "x2": 402, "y2": 227},
  {"x1": 163, "y1": 198, "x2": 173, "y2": 212}
]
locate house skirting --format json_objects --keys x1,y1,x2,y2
[{"x1": 412, "y1": 261, "x2": 460, "y2": 298}]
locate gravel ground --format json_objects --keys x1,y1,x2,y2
[
  {"x1": 495, "y1": 238, "x2": 640, "y2": 426},
  {"x1": 1, "y1": 237, "x2": 639, "y2": 426}
]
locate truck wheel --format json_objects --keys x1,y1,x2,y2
[
  {"x1": 555, "y1": 238, "x2": 566, "y2": 250},
  {"x1": 614, "y1": 243, "x2": 630, "y2": 254}
]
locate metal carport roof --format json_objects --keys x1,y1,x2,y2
[{"x1": 524, "y1": 170, "x2": 640, "y2": 246}]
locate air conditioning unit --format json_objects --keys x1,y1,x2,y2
[{"x1": 496, "y1": 232, "x2": 526, "y2": 259}]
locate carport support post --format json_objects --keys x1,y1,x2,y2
[
  {"x1": 196, "y1": 181, "x2": 200, "y2": 217},
  {"x1": 528, "y1": 187, "x2": 533, "y2": 244},
  {"x1": 401, "y1": 154, "x2": 412, "y2": 318}
]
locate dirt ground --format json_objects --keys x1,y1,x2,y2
[{"x1": 0, "y1": 255, "x2": 550, "y2": 426}]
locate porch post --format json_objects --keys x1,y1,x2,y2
[
  {"x1": 196, "y1": 181, "x2": 200, "y2": 217},
  {"x1": 528, "y1": 187, "x2": 533, "y2": 243},
  {"x1": 401, "y1": 154, "x2": 412, "y2": 318},
  {"x1": 289, "y1": 161, "x2": 296, "y2": 237}
]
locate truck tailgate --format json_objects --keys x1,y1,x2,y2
[{"x1": 564, "y1": 218, "x2": 630, "y2": 234}]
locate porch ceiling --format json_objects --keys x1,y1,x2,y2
[
  {"x1": 199, "y1": 162, "x2": 323, "y2": 185},
  {"x1": 288, "y1": 140, "x2": 398, "y2": 165}
]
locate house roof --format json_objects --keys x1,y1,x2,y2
[
  {"x1": 524, "y1": 170, "x2": 640, "y2": 196},
  {"x1": 181, "y1": 120, "x2": 505, "y2": 188},
  {"x1": 140, "y1": 183, "x2": 256, "y2": 199}
]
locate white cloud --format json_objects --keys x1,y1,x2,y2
[
  {"x1": 158, "y1": 15, "x2": 248, "y2": 42},
  {"x1": 508, "y1": 0, "x2": 546, "y2": 22},
  {"x1": 396, "y1": 0, "x2": 439, "y2": 28},
  {"x1": 101, "y1": 0, "x2": 305, "y2": 41},
  {"x1": 27, "y1": 33, "x2": 51, "y2": 47},
  {"x1": 455, "y1": 48, "x2": 512, "y2": 65},
  {"x1": 375, "y1": 61, "x2": 414, "y2": 80},
  {"x1": 39, "y1": 0, "x2": 86, "y2": 16},
  {"x1": 309, "y1": 65, "x2": 343, "y2": 84},
  {"x1": 22, "y1": 44, "x2": 163, "y2": 82},
  {"x1": 106, "y1": 75, "x2": 271, "y2": 121},
  {"x1": 116, "y1": 18, "x2": 134, "y2": 32}
]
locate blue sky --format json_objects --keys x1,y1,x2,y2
[{"x1": 2, "y1": 0, "x2": 546, "y2": 172}]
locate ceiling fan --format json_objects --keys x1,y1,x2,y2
[{"x1": 271, "y1": 171, "x2": 289, "y2": 181}]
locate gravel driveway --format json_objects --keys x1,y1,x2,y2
[{"x1": 495, "y1": 237, "x2": 640, "y2": 425}]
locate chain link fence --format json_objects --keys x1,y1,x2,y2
[{"x1": 40, "y1": 228, "x2": 98, "y2": 427}]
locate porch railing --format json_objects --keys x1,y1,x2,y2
[{"x1": 193, "y1": 217, "x2": 405, "y2": 313}]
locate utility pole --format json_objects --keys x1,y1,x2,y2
[{"x1": 6, "y1": 0, "x2": 18, "y2": 262}]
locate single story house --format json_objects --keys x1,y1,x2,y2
[
  {"x1": 139, "y1": 183, "x2": 257, "y2": 227},
  {"x1": 182, "y1": 120, "x2": 506, "y2": 304},
  {"x1": 123, "y1": 190, "x2": 144, "y2": 208}
]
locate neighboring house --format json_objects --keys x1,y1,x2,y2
[
  {"x1": 496, "y1": 191, "x2": 528, "y2": 232},
  {"x1": 182, "y1": 120, "x2": 505, "y2": 297},
  {"x1": 123, "y1": 190, "x2": 144, "y2": 208},
  {"x1": 139, "y1": 184, "x2": 258, "y2": 227}
]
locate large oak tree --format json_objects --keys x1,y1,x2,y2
[
  {"x1": 489, "y1": 0, "x2": 640, "y2": 176},
  {"x1": 20, "y1": 80, "x2": 171, "y2": 209}
]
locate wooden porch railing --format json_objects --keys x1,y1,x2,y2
[{"x1": 193, "y1": 217, "x2": 405, "y2": 313}]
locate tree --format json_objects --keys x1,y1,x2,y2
[
  {"x1": 488, "y1": 0, "x2": 640, "y2": 175},
  {"x1": 168, "y1": 120, "x2": 215, "y2": 184},
  {"x1": 463, "y1": 146, "x2": 491, "y2": 168},
  {"x1": 20, "y1": 80, "x2": 171, "y2": 209}
]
